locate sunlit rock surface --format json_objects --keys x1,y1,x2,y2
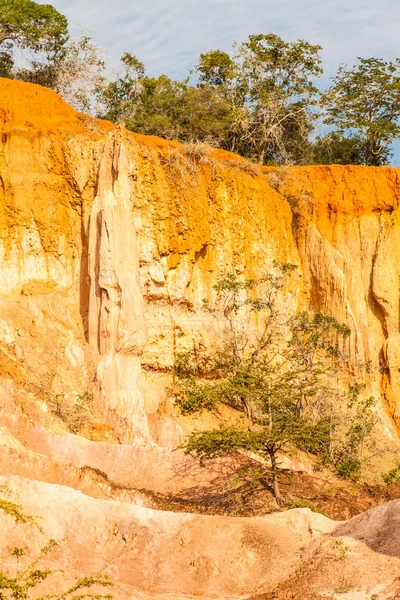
[{"x1": 1, "y1": 78, "x2": 400, "y2": 598}]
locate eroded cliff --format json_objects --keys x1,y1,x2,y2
[{"x1": 2, "y1": 79, "x2": 400, "y2": 598}]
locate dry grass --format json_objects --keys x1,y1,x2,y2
[{"x1": 159, "y1": 141, "x2": 217, "y2": 190}]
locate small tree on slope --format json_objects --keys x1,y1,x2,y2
[{"x1": 175, "y1": 267, "x2": 377, "y2": 506}]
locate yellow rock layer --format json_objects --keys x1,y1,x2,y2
[{"x1": 0, "y1": 78, "x2": 400, "y2": 440}]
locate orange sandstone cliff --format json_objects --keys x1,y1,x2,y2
[{"x1": 1, "y1": 79, "x2": 400, "y2": 599}]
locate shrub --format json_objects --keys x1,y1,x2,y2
[{"x1": 381, "y1": 461, "x2": 400, "y2": 484}]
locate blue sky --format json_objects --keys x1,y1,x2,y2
[{"x1": 51, "y1": 0, "x2": 400, "y2": 162}]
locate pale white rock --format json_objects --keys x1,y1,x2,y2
[
  {"x1": 87, "y1": 130, "x2": 150, "y2": 442},
  {"x1": 14, "y1": 345, "x2": 23, "y2": 360},
  {"x1": 65, "y1": 340, "x2": 85, "y2": 368},
  {"x1": 149, "y1": 263, "x2": 165, "y2": 285},
  {"x1": 0, "y1": 318, "x2": 15, "y2": 345}
]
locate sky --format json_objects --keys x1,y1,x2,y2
[
  {"x1": 50, "y1": 0, "x2": 400, "y2": 162},
  {"x1": 51, "y1": 0, "x2": 400, "y2": 81}
]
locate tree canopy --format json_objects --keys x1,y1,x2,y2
[
  {"x1": 0, "y1": 0, "x2": 68, "y2": 54},
  {"x1": 234, "y1": 34, "x2": 322, "y2": 164},
  {"x1": 98, "y1": 35, "x2": 323, "y2": 165},
  {"x1": 323, "y1": 58, "x2": 400, "y2": 166},
  {"x1": 175, "y1": 269, "x2": 378, "y2": 505},
  {"x1": 2, "y1": 1, "x2": 400, "y2": 166}
]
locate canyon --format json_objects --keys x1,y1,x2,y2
[{"x1": 1, "y1": 78, "x2": 400, "y2": 598}]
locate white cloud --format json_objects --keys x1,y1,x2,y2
[
  {"x1": 49, "y1": 0, "x2": 400, "y2": 163},
  {"x1": 50, "y1": 0, "x2": 400, "y2": 80}
]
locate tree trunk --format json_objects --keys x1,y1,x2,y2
[{"x1": 268, "y1": 449, "x2": 283, "y2": 506}]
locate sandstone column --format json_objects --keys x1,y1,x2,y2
[{"x1": 87, "y1": 128, "x2": 149, "y2": 442}]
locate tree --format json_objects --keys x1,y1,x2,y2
[
  {"x1": 235, "y1": 34, "x2": 323, "y2": 164},
  {"x1": 102, "y1": 35, "x2": 323, "y2": 162},
  {"x1": 0, "y1": 49, "x2": 13, "y2": 78},
  {"x1": 192, "y1": 37, "x2": 323, "y2": 163},
  {"x1": 310, "y1": 131, "x2": 366, "y2": 165},
  {"x1": 16, "y1": 33, "x2": 105, "y2": 112},
  {"x1": 98, "y1": 52, "x2": 145, "y2": 123},
  {"x1": 381, "y1": 460, "x2": 400, "y2": 484},
  {"x1": 0, "y1": 2, "x2": 104, "y2": 113},
  {"x1": 175, "y1": 269, "x2": 377, "y2": 505},
  {"x1": 193, "y1": 50, "x2": 247, "y2": 154},
  {"x1": 323, "y1": 58, "x2": 400, "y2": 166},
  {"x1": 195, "y1": 50, "x2": 236, "y2": 87},
  {"x1": 0, "y1": 0, "x2": 68, "y2": 56},
  {"x1": 98, "y1": 54, "x2": 235, "y2": 145}
]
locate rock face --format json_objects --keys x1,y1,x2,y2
[
  {"x1": 2, "y1": 79, "x2": 400, "y2": 439},
  {"x1": 0, "y1": 78, "x2": 300, "y2": 443},
  {"x1": 87, "y1": 130, "x2": 148, "y2": 441},
  {"x1": 2, "y1": 78, "x2": 400, "y2": 598},
  {"x1": 0, "y1": 476, "x2": 336, "y2": 599},
  {"x1": 278, "y1": 166, "x2": 400, "y2": 429}
]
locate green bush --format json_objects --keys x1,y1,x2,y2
[
  {"x1": 381, "y1": 461, "x2": 400, "y2": 484},
  {"x1": 335, "y1": 458, "x2": 361, "y2": 481}
]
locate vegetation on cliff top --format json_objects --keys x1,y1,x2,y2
[{"x1": 2, "y1": 1, "x2": 400, "y2": 165}]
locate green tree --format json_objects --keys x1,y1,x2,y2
[
  {"x1": 235, "y1": 34, "x2": 323, "y2": 164},
  {"x1": 98, "y1": 52, "x2": 145, "y2": 123},
  {"x1": 192, "y1": 37, "x2": 323, "y2": 163},
  {"x1": 193, "y1": 50, "x2": 247, "y2": 154},
  {"x1": 99, "y1": 54, "x2": 235, "y2": 146},
  {"x1": 101, "y1": 34, "x2": 323, "y2": 162},
  {"x1": 382, "y1": 460, "x2": 400, "y2": 484},
  {"x1": 175, "y1": 269, "x2": 377, "y2": 505},
  {"x1": 310, "y1": 131, "x2": 366, "y2": 165},
  {"x1": 0, "y1": 0, "x2": 68, "y2": 56},
  {"x1": 195, "y1": 50, "x2": 236, "y2": 87},
  {"x1": 323, "y1": 58, "x2": 400, "y2": 166},
  {"x1": 0, "y1": 2, "x2": 104, "y2": 113}
]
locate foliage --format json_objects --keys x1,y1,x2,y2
[
  {"x1": 98, "y1": 47, "x2": 400, "y2": 165},
  {"x1": 99, "y1": 34, "x2": 322, "y2": 165},
  {"x1": 96, "y1": 52, "x2": 145, "y2": 123},
  {"x1": 0, "y1": 0, "x2": 68, "y2": 55},
  {"x1": 175, "y1": 269, "x2": 378, "y2": 505},
  {"x1": 98, "y1": 54, "x2": 234, "y2": 146},
  {"x1": 0, "y1": 497, "x2": 114, "y2": 599},
  {"x1": 2, "y1": 1, "x2": 400, "y2": 165},
  {"x1": 195, "y1": 50, "x2": 237, "y2": 87},
  {"x1": 98, "y1": 41, "x2": 400, "y2": 166},
  {"x1": 310, "y1": 131, "x2": 367, "y2": 165},
  {"x1": 381, "y1": 460, "x2": 400, "y2": 484},
  {"x1": 0, "y1": 542, "x2": 113, "y2": 599},
  {"x1": 11, "y1": 32, "x2": 105, "y2": 112},
  {"x1": 329, "y1": 386, "x2": 377, "y2": 480},
  {"x1": 234, "y1": 34, "x2": 323, "y2": 164},
  {"x1": 323, "y1": 58, "x2": 400, "y2": 166},
  {"x1": 0, "y1": 500, "x2": 40, "y2": 531}
]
